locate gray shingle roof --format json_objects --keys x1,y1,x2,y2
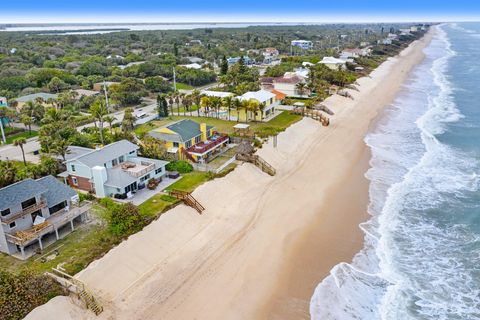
[
  {"x1": 0, "y1": 179, "x2": 43, "y2": 211},
  {"x1": 0, "y1": 176, "x2": 76, "y2": 211},
  {"x1": 36, "y1": 176, "x2": 77, "y2": 207},
  {"x1": 148, "y1": 119, "x2": 213, "y2": 143},
  {"x1": 70, "y1": 140, "x2": 139, "y2": 168}
]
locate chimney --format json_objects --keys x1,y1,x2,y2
[{"x1": 200, "y1": 123, "x2": 207, "y2": 141}]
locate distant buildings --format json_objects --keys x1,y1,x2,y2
[
  {"x1": 262, "y1": 48, "x2": 280, "y2": 64},
  {"x1": 291, "y1": 40, "x2": 313, "y2": 50},
  {"x1": 15, "y1": 93, "x2": 58, "y2": 110},
  {"x1": 179, "y1": 63, "x2": 203, "y2": 70},
  {"x1": 227, "y1": 56, "x2": 254, "y2": 65},
  {"x1": 318, "y1": 57, "x2": 347, "y2": 70},
  {"x1": 340, "y1": 48, "x2": 371, "y2": 60}
]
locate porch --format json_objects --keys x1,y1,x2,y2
[
  {"x1": 186, "y1": 134, "x2": 229, "y2": 162},
  {"x1": 6, "y1": 201, "x2": 92, "y2": 260}
]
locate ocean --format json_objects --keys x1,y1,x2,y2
[{"x1": 310, "y1": 23, "x2": 480, "y2": 319}]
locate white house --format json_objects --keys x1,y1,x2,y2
[
  {"x1": 272, "y1": 74, "x2": 306, "y2": 97},
  {"x1": 318, "y1": 57, "x2": 347, "y2": 70},
  {"x1": 291, "y1": 40, "x2": 313, "y2": 50},
  {"x1": 180, "y1": 63, "x2": 203, "y2": 70},
  {"x1": 201, "y1": 90, "x2": 235, "y2": 98},
  {"x1": 340, "y1": 48, "x2": 371, "y2": 59},
  {"x1": 239, "y1": 90, "x2": 277, "y2": 119},
  {"x1": 61, "y1": 140, "x2": 169, "y2": 199}
]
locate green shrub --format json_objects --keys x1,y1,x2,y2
[
  {"x1": 78, "y1": 192, "x2": 96, "y2": 202},
  {"x1": 166, "y1": 160, "x2": 193, "y2": 173},
  {"x1": 160, "y1": 195, "x2": 177, "y2": 202},
  {"x1": 0, "y1": 270, "x2": 65, "y2": 320},
  {"x1": 98, "y1": 197, "x2": 118, "y2": 210},
  {"x1": 106, "y1": 202, "x2": 147, "y2": 237}
]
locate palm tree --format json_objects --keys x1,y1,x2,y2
[
  {"x1": 183, "y1": 95, "x2": 192, "y2": 117},
  {"x1": 233, "y1": 98, "x2": 242, "y2": 122},
  {"x1": 200, "y1": 96, "x2": 211, "y2": 118},
  {"x1": 0, "y1": 160, "x2": 16, "y2": 188},
  {"x1": 20, "y1": 115, "x2": 33, "y2": 135},
  {"x1": 103, "y1": 115, "x2": 116, "y2": 134},
  {"x1": 52, "y1": 138, "x2": 71, "y2": 162},
  {"x1": 191, "y1": 90, "x2": 202, "y2": 117},
  {"x1": 296, "y1": 82, "x2": 307, "y2": 97},
  {"x1": 122, "y1": 108, "x2": 136, "y2": 133},
  {"x1": 222, "y1": 96, "x2": 234, "y2": 121},
  {"x1": 14, "y1": 138, "x2": 27, "y2": 166},
  {"x1": 167, "y1": 93, "x2": 174, "y2": 116},
  {"x1": 89, "y1": 99, "x2": 108, "y2": 145}
]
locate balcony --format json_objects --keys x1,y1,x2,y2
[
  {"x1": 120, "y1": 161, "x2": 155, "y2": 178},
  {"x1": 1, "y1": 199, "x2": 47, "y2": 225},
  {"x1": 186, "y1": 134, "x2": 229, "y2": 155},
  {"x1": 5, "y1": 201, "x2": 92, "y2": 246}
]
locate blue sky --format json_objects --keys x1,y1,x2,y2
[{"x1": 2, "y1": 0, "x2": 480, "y2": 23}]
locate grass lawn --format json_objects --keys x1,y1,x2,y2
[
  {"x1": 5, "y1": 130, "x2": 38, "y2": 144},
  {"x1": 0, "y1": 204, "x2": 113, "y2": 275},
  {"x1": 164, "y1": 171, "x2": 211, "y2": 193},
  {"x1": 138, "y1": 194, "x2": 179, "y2": 219},
  {"x1": 175, "y1": 83, "x2": 194, "y2": 90},
  {"x1": 134, "y1": 111, "x2": 302, "y2": 139}
]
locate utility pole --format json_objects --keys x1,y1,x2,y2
[
  {"x1": 103, "y1": 80, "x2": 110, "y2": 112},
  {"x1": 0, "y1": 118, "x2": 6, "y2": 145},
  {"x1": 173, "y1": 67, "x2": 177, "y2": 92}
]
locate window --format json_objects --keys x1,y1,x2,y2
[
  {"x1": 72, "y1": 177, "x2": 78, "y2": 186},
  {"x1": 71, "y1": 164, "x2": 76, "y2": 172},
  {"x1": 1, "y1": 208, "x2": 10, "y2": 217},
  {"x1": 21, "y1": 197, "x2": 36, "y2": 209},
  {"x1": 49, "y1": 201, "x2": 67, "y2": 215},
  {"x1": 119, "y1": 156, "x2": 125, "y2": 163},
  {"x1": 129, "y1": 150, "x2": 135, "y2": 154},
  {"x1": 9, "y1": 222, "x2": 16, "y2": 229},
  {"x1": 185, "y1": 141, "x2": 192, "y2": 148},
  {"x1": 173, "y1": 142, "x2": 179, "y2": 148},
  {"x1": 112, "y1": 159, "x2": 118, "y2": 166},
  {"x1": 195, "y1": 136, "x2": 201, "y2": 144},
  {"x1": 140, "y1": 174, "x2": 151, "y2": 182},
  {"x1": 155, "y1": 168, "x2": 163, "y2": 175}
]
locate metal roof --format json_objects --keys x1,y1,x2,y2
[
  {"x1": 16, "y1": 93, "x2": 58, "y2": 102},
  {"x1": 149, "y1": 119, "x2": 213, "y2": 143}
]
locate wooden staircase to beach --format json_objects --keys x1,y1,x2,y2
[
  {"x1": 236, "y1": 154, "x2": 276, "y2": 176},
  {"x1": 169, "y1": 189, "x2": 205, "y2": 214},
  {"x1": 47, "y1": 268, "x2": 103, "y2": 316}
]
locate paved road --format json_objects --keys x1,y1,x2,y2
[{"x1": 0, "y1": 100, "x2": 158, "y2": 163}]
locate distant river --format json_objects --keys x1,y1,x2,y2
[{"x1": 0, "y1": 23, "x2": 295, "y2": 34}]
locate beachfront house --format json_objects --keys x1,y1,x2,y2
[
  {"x1": 318, "y1": 57, "x2": 347, "y2": 70},
  {"x1": 60, "y1": 140, "x2": 169, "y2": 199},
  {"x1": 0, "y1": 176, "x2": 90, "y2": 259},
  {"x1": 240, "y1": 90, "x2": 278, "y2": 119},
  {"x1": 340, "y1": 48, "x2": 371, "y2": 59},
  {"x1": 269, "y1": 74, "x2": 306, "y2": 97},
  {"x1": 148, "y1": 119, "x2": 229, "y2": 163}
]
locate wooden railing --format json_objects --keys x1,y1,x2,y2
[
  {"x1": 47, "y1": 268, "x2": 103, "y2": 316},
  {"x1": 186, "y1": 135, "x2": 229, "y2": 155},
  {"x1": 236, "y1": 154, "x2": 276, "y2": 176},
  {"x1": 169, "y1": 189, "x2": 205, "y2": 214},
  {"x1": 1, "y1": 199, "x2": 47, "y2": 225},
  {"x1": 5, "y1": 201, "x2": 91, "y2": 246}
]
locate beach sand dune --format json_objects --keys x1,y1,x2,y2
[{"x1": 25, "y1": 30, "x2": 433, "y2": 320}]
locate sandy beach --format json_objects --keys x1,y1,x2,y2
[{"x1": 26, "y1": 30, "x2": 433, "y2": 320}]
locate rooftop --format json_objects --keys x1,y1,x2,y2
[
  {"x1": 0, "y1": 176, "x2": 76, "y2": 211},
  {"x1": 149, "y1": 119, "x2": 213, "y2": 143},
  {"x1": 201, "y1": 90, "x2": 235, "y2": 98},
  {"x1": 16, "y1": 93, "x2": 58, "y2": 103},
  {"x1": 67, "y1": 140, "x2": 139, "y2": 168},
  {"x1": 240, "y1": 90, "x2": 276, "y2": 103}
]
